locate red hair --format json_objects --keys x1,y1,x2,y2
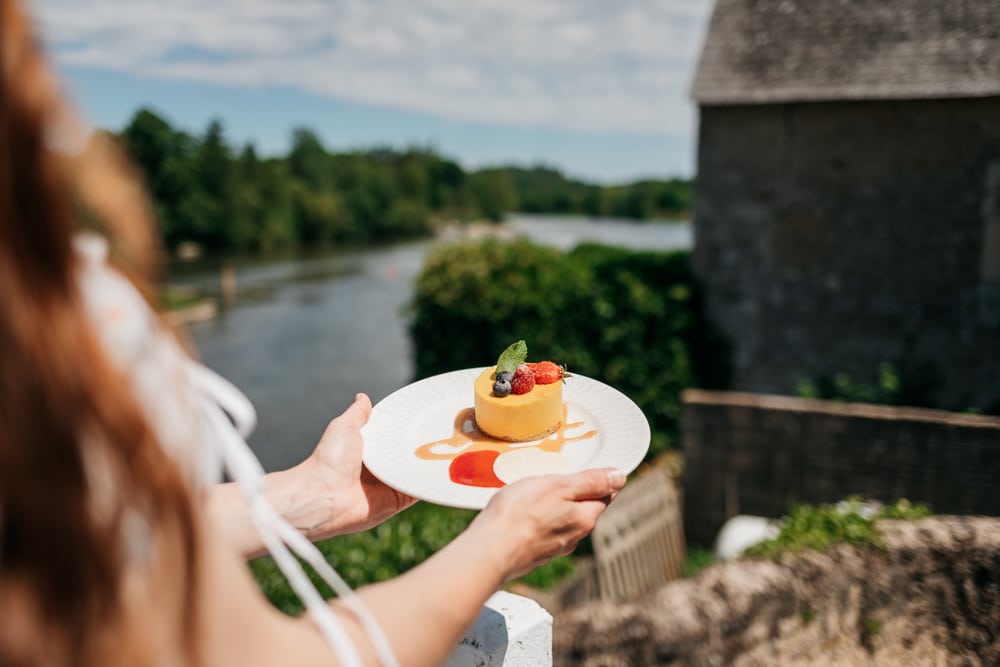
[{"x1": 0, "y1": 0, "x2": 200, "y2": 664}]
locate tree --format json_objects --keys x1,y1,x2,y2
[
  {"x1": 467, "y1": 170, "x2": 515, "y2": 222},
  {"x1": 119, "y1": 108, "x2": 199, "y2": 248},
  {"x1": 114, "y1": 108, "x2": 693, "y2": 255},
  {"x1": 190, "y1": 119, "x2": 243, "y2": 250},
  {"x1": 288, "y1": 128, "x2": 330, "y2": 188}
]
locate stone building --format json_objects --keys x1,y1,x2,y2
[{"x1": 689, "y1": 0, "x2": 1000, "y2": 411}]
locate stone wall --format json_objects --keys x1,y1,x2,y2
[
  {"x1": 553, "y1": 516, "x2": 1000, "y2": 666},
  {"x1": 681, "y1": 390, "x2": 1000, "y2": 549},
  {"x1": 692, "y1": 97, "x2": 1000, "y2": 412}
]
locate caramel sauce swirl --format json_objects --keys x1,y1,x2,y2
[{"x1": 414, "y1": 404, "x2": 597, "y2": 461}]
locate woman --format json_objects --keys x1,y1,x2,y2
[{"x1": 0, "y1": 1, "x2": 626, "y2": 665}]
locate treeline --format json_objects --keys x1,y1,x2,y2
[
  {"x1": 478, "y1": 166, "x2": 691, "y2": 221},
  {"x1": 116, "y1": 108, "x2": 691, "y2": 254}
]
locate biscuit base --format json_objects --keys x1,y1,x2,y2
[{"x1": 476, "y1": 420, "x2": 561, "y2": 443}]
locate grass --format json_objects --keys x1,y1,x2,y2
[
  {"x1": 683, "y1": 545, "x2": 715, "y2": 577},
  {"x1": 160, "y1": 286, "x2": 205, "y2": 310},
  {"x1": 250, "y1": 502, "x2": 586, "y2": 613}
]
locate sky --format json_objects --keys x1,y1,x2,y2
[{"x1": 32, "y1": 0, "x2": 714, "y2": 184}]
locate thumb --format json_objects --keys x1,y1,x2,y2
[
  {"x1": 338, "y1": 392, "x2": 373, "y2": 429},
  {"x1": 565, "y1": 468, "x2": 626, "y2": 501}
]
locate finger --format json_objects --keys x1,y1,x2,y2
[
  {"x1": 564, "y1": 468, "x2": 626, "y2": 501},
  {"x1": 577, "y1": 498, "x2": 613, "y2": 527},
  {"x1": 555, "y1": 537, "x2": 584, "y2": 558},
  {"x1": 361, "y1": 464, "x2": 417, "y2": 503}
]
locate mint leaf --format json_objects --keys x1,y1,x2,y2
[{"x1": 496, "y1": 340, "x2": 527, "y2": 374}]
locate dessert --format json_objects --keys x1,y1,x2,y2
[{"x1": 473, "y1": 340, "x2": 568, "y2": 442}]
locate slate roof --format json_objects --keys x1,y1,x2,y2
[{"x1": 691, "y1": 0, "x2": 1000, "y2": 105}]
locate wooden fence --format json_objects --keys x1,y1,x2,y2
[
  {"x1": 548, "y1": 460, "x2": 686, "y2": 608},
  {"x1": 681, "y1": 389, "x2": 1000, "y2": 548}
]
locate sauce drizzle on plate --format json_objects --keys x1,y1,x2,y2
[{"x1": 414, "y1": 406, "x2": 597, "y2": 488}]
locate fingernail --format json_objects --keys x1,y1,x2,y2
[{"x1": 607, "y1": 469, "x2": 626, "y2": 489}]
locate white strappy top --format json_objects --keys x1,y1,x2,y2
[{"x1": 74, "y1": 234, "x2": 399, "y2": 667}]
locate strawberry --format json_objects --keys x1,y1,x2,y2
[
  {"x1": 528, "y1": 361, "x2": 566, "y2": 385},
  {"x1": 511, "y1": 363, "x2": 536, "y2": 394}
]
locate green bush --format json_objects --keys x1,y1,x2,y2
[
  {"x1": 796, "y1": 362, "x2": 902, "y2": 405},
  {"x1": 682, "y1": 545, "x2": 716, "y2": 578},
  {"x1": 250, "y1": 503, "x2": 473, "y2": 614},
  {"x1": 795, "y1": 360, "x2": 962, "y2": 411},
  {"x1": 744, "y1": 497, "x2": 932, "y2": 559},
  {"x1": 517, "y1": 555, "x2": 576, "y2": 590},
  {"x1": 408, "y1": 237, "x2": 730, "y2": 458}
]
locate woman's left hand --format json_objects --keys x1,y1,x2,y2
[
  {"x1": 294, "y1": 392, "x2": 417, "y2": 538},
  {"x1": 210, "y1": 393, "x2": 415, "y2": 558}
]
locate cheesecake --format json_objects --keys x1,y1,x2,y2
[{"x1": 473, "y1": 366, "x2": 562, "y2": 442}]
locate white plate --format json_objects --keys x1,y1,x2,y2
[{"x1": 361, "y1": 367, "x2": 651, "y2": 510}]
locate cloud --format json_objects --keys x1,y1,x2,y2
[{"x1": 34, "y1": 0, "x2": 712, "y2": 137}]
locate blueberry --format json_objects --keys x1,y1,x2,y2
[
  {"x1": 493, "y1": 379, "x2": 512, "y2": 397},
  {"x1": 496, "y1": 370, "x2": 514, "y2": 383}
]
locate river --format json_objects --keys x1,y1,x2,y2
[{"x1": 169, "y1": 214, "x2": 691, "y2": 471}]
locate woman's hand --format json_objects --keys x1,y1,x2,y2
[
  {"x1": 467, "y1": 468, "x2": 626, "y2": 582},
  {"x1": 325, "y1": 467, "x2": 627, "y2": 666},
  {"x1": 209, "y1": 393, "x2": 416, "y2": 559},
  {"x1": 292, "y1": 392, "x2": 417, "y2": 538}
]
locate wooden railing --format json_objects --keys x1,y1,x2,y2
[{"x1": 591, "y1": 463, "x2": 686, "y2": 601}]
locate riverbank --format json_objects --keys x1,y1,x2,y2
[
  {"x1": 164, "y1": 297, "x2": 218, "y2": 327},
  {"x1": 439, "y1": 214, "x2": 692, "y2": 252},
  {"x1": 162, "y1": 214, "x2": 693, "y2": 325}
]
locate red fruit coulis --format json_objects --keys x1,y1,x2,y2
[{"x1": 449, "y1": 450, "x2": 504, "y2": 487}]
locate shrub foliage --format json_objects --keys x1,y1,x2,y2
[
  {"x1": 250, "y1": 503, "x2": 475, "y2": 614},
  {"x1": 250, "y1": 502, "x2": 576, "y2": 613},
  {"x1": 744, "y1": 497, "x2": 932, "y2": 559}
]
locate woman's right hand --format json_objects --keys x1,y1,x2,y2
[{"x1": 468, "y1": 468, "x2": 627, "y2": 582}]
